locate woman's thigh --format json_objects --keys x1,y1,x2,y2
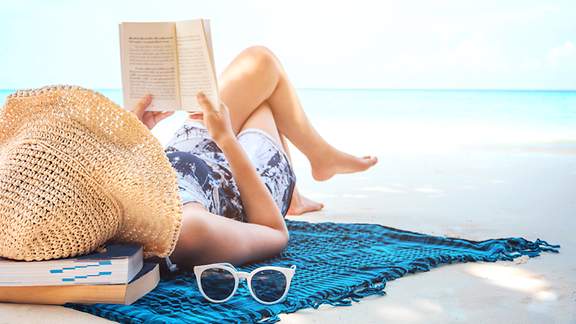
[
  {"x1": 238, "y1": 102, "x2": 295, "y2": 216},
  {"x1": 238, "y1": 101, "x2": 283, "y2": 148}
]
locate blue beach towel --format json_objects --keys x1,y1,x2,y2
[{"x1": 68, "y1": 220, "x2": 559, "y2": 323}]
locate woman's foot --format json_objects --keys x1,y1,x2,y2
[
  {"x1": 287, "y1": 190, "x2": 324, "y2": 215},
  {"x1": 311, "y1": 148, "x2": 378, "y2": 181}
]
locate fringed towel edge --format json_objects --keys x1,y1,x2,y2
[{"x1": 256, "y1": 237, "x2": 560, "y2": 323}]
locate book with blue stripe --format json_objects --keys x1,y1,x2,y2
[
  {"x1": 0, "y1": 262, "x2": 159, "y2": 305},
  {"x1": 0, "y1": 244, "x2": 143, "y2": 286}
]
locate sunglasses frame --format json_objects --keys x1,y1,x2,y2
[{"x1": 193, "y1": 263, "x2": 296, "y2": 305}]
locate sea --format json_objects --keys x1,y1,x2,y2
[{"x1": 1, "y1": 89, "x2": 575, "y2": 154}]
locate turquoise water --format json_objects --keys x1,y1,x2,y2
[{"x1": 2, "y1": 89, "x2": 575, "y2": 147}]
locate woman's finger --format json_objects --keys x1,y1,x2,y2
[
  {"x1": 219, "y1": 102, "x2": 228, "y2": 114},
  {"x1": 134, "y1": 94, "x2": 152, "y2": 117},
  {"x1": 196, "y1": 92, "x2": 216, "y2": 113},
  {"x1": 189, "y1": 112, "x2": 204, "y2": 120},
  {"x1": 156, "y1": 111, "x2": 174, "y2": 120},
  {"x1": 147, "y1": 111, "x2": 173, "y2": 125},
  {"x1": 151, "y1": 110, "x2": 171, "y2": 116}
]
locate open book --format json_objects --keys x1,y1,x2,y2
[{"x1": 119, "y1": 19, "x2": 218, "y2": 111}]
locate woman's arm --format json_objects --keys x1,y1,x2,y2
[
  {"x1": 171, "y1": 93, "x2": 289, "y2": 267},
  {"x1": 172, "y1": 203, "x2": 289, "y2": 266},
  {"x1": 196, "y1": 92, "x2": 288, "y2": 236}
]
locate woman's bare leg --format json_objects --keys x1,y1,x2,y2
[
  {"x1": 217, "y1": 46, "x2": 377, "y2": 181},
  {"x1": 237, "y1": 101, "x2": 323, "y2": 215},
  {"x1": 279, "y1": 135, "x2": 324, "y2": 215}
]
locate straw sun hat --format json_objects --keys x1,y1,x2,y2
[{"x1": 0, "y1": 85, "x2": 182, "y2": 261}]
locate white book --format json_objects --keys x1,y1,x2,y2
[
  {"x1": 0, "y1": 244, "x2": 143, "y2": 286},
  {"x1": 0, "y1": 263, "x2": 159, "y2": 305},
  {"x1": 119, "y1": 19, "x2": 218, "y2": 112}
]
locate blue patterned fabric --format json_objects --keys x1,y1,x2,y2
[{"x1": 68, "y1": 220, "x2": 559, "y2": 323}]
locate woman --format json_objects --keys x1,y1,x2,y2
[{"x1": 134, "y1": 46, "x2": 378, "y2": 268}]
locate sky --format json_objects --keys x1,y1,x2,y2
[{"x1": 0, "y1": 0, "x2": 574, "y2": 90}]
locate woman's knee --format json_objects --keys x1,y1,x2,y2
[{"x1": 241, "y1": 45, "x2": 280, "y2": 74}]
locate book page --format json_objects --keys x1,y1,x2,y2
[
  {"x1": 202, "y1": 19, "x2": 219, "y2": 97},
  {"x1": 202, "y1": 19, "x2": 215, "y2": 74},
  {"x1": 119, "y1": 22, "x2": 181, "y2": 111},
  {"x1": 175, "y1": 19, "x2": 218, "y2": 111}
]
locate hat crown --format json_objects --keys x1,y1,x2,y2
[{"x1": 0, "y1": 133, "x2": 122, "y2": 261}]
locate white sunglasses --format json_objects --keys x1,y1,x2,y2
[{"x1": 193, "y1": 263, "x2": 296, "y2": 304}]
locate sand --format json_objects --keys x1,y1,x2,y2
[{"x1": 1, "y1": 146, "x2": 574, "y2": 323}]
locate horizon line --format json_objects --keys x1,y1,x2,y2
[{"x1": 0, "y1": 87, "x2": 575, "y2": 92}]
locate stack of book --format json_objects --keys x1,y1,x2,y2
[{"x1": 0, "y1": 244, "x2": 159, "y2": 305}]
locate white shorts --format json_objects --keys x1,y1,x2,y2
[{"x1": 164, "y1": 120, "x2": 296, "y2": 221}]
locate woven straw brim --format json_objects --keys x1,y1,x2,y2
[{"x1": 0, "y1": 86, "x2": 182, "y2": 261}]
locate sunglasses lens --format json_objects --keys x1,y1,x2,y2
[
  {"x1": 250, "y1": 269, "x2": 288, "y2": 303},
  {"x1": 200, "y1": 268, "x2": 236, "y2": 301}
]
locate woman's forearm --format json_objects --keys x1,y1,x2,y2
[
  {"x1": 193, "y1": 92, "x2": 288, "y2": 236},
  {"x1": 218, "y1": 137, "x2": 288, "y2": 234}
]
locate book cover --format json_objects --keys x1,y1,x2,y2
[{"x1": 0, "y1": 244, "x2": 143, "y2": 286}]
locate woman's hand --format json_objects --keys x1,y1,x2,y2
[
  {"x1": 196, "y1": 92, "x2": 236, "y2": 147},
  {"x1": 131, "y1": 94, "x2": 174, "y2": 130}
]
